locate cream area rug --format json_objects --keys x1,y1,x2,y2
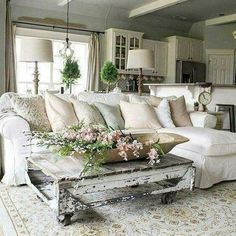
[{"x1": 0, "y1": 182, "x2": 235, "y2": 236}]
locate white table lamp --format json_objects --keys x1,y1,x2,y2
[
  {"x1": 127, "y1": 49, "x2": 154, "y2": 96},
  {"x1": 19, "y1": 38, "x2": 53, "y2": 94}
]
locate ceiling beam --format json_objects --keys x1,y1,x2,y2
[
  {"x1": 57, "y1": 0, "x2": 73, "y2": 6},
  {"x1": 129, "y1": 0, "x2": 189, "y2": 18},
  {"x1": 205, "y1": 13, "x2": 236, "y2": 26}
]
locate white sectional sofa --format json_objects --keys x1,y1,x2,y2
[{"x1": 0, "y1": 92, "x2": 236, "y2": 188}]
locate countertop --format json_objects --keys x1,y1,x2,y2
[{"x1": 144, "y1": 83, "x2": 236, "y2": 88}]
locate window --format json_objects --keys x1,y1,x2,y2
[{"x1": 16, "y1": 30, "x2": 89, "y2": 94}]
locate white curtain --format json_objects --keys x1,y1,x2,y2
[
  {"x1": 86, "y1": 33, "x2": 100, "y2": 91},
  {"x1": 5, "y1": 0, "x2": 17, "y2": 92}
]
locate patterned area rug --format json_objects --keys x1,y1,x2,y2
[{"x1": 0, "y1": 182, "x2": 235, "y2": 236}]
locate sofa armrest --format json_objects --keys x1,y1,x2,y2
[
  {"x1": 189, "y1": 112, "x2": 217, "y2": 128},
  {"x1": 0, "y1": 115, "x2": 30, "y2": 139},
  {"x1": 0, "y1": 115, "x2": 31, "y2": 185}
]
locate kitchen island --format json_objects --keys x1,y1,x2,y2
[{"x1": 144, "y1": 83, "x2": 236, "y2": 129}]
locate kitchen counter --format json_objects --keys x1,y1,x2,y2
[{"x1": 144, "y1": 83, "x2": 236, "y2": 88}]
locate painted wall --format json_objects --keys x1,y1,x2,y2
[
  {"x1": 189, "y1": 21, "x2": 236, "y2": 49},
  {"x1": 0, "y1": 0, "x2": 6, "y2": 95}
]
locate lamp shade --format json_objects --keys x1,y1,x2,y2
[
  {"x1": 19, "y1": 38, "x2": 53, "y2": 63},
  {"x1": 127, "y1": 49, "x2": 154, "y2": 69}
]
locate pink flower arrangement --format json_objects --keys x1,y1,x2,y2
[{"x1": 32, "y1": 123, "x2": 163, "y2": 174}]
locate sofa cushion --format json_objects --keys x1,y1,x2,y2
[
  {"x1": 159, "y1": 127, "x2": 236, "y2": 156},
  {"x1": 45, "y1": 92, "x2": 78, "y2": 132},
  {"x1": 154, "y1": 99, "x2": 175, "y2": 128},
  {"x1": 94, "y1": 102, "x2": 125, "y2": 130},
  {"x1": 169, "y1": 96, "x2": 193, "y2": 127},
  {"x1": 120, "y1": 101, "x2": 162, "y2": 129},
  {"x1": 71, "y1": 100, "x2": 106, "y2": 126},
  {"x1": 11, "y1": 95, "x2": 51, "y2": 132}
]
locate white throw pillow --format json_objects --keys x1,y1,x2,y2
[
  {"x1": 154, "y1": 99, "x2": 175, "y2": 128},
  {"x1": 45, "y1": 92, "x2": 78, "y2": 132},
  {"x1": 71, "y1": 99, "x2": 106, "y2": 126},
  {"x1": 120, "y1": 101, "x2": 162, "y2": 129}
]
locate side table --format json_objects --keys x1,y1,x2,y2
[{"x1": 207, "y1": 111, "x2": 224, "y2": 130}]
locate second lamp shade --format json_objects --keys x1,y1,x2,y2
[{"x1": 126, "y1": 49, "x2": 154, "y2": 69}]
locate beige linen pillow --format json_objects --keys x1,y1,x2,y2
[
  {"x1": 94, "y1": 102, "x2": 125, "y2": 130},
  {"x1": 169, "y1": 96, "x2": 193, "y2": 127},
  {"x1": 148, "y1": 95, "x2": 162, "y2": 107},
  {"x1": 120, "y1": 101, "x2": 162, "y2": 129},
  {"x1": 45, "y1": 92, "x2": 78, "y2": 132},
  {"x1": 71, "y1": 99, "x2": 106, "y2": 126},
  {"x1": 11, "y1": 95, "x2": 51, "y2": 132}
]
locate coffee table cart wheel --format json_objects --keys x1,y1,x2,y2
[
  {"x1": 57, "y1": 214, "x2": 73, "y2": 226},
  {"x1": 161, "y1": 191, "x2": 177, "y2": 204}
]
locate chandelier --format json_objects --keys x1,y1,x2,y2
[{"x1": 59, "y1": 0, "x2": 74, "y2": 58}]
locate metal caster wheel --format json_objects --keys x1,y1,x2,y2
[
  {"x1": 161, "y1": 191, "x2": 177, "y2": 204},
  {"x1": 57, "y1": 214, "x2": 73, "y2": 226}
]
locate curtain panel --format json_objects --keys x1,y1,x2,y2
[
  {"x1": 5, "y1": 0, "x2": 17, "y2": 93},
  {"x1": 86, "y1": 33, "x2": 101, "y2": 91}
]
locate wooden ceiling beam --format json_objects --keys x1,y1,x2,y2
[
  {"x1": 57, "y1": 0, "x2": 73, "y2": 7},
  {"x1": 129, "y1": 0, "x2": 189, "y2": 18},
  {"x1": 205, "y1": 13, "x2": 236, "y2": 26}
]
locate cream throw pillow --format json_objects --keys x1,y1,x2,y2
[
  {"x1": 169, "y1": 96, "x2": 193, "y2": 127},
  {"x1": 11, "y1": 95, "x2": 51, "y2": 132},
  {"x1": 71, "y1": 99, "x2": 106, "y2": 126},
  {"x1": 120, "y1": 101, "x2": 162, "y2": 129},
  {"x1": 45, "y1": 92, "x2": 78, "y2": 132},
  {"x1": 94, "y1": 102, "x2": 125, "y2": 130}
]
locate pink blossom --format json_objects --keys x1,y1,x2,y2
[{"x1": 147, "y1": 148, "x2": 160, "y2": 165}]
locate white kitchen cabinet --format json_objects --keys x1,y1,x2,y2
[
  {"x1": 105, "y1": 28, "x2": 143, "y2": 74},
  {"x1": 176, "y1": 36, "x2": 203, "y2": 62},
  {"x1": 142, "y1": 39, "x2": 168, "y2": 76},
  {"x1": 164, "y1": 36, "x2": 204, "y2": 83},
  {"x1": 177, "y1": 37, "x2": 190, "y2": 61}
]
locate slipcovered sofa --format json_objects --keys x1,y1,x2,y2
[{"x1": 0, "y1": 92, "x2": 236, "y2": 189}]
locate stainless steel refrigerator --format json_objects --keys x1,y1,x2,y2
[{"x1": 176, "y1": 60, "x2": 206, "y2": 83}]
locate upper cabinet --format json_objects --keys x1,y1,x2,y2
[
  {"x1": 105, "y1": 28, "x2": 144, "y2": 74},
  {"x1": 163, "y1": 36, "x2": 204, "y2": 83},
  {"x1": 176, "y1": 36, "x2": 204, "y2": 62},
  {"x1": 142, "y1": 39, "x2": 168, "y2": 76}
]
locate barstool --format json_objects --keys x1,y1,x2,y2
[{"x1": 215, "y1": 104, "x2": 235, "y2": 132}]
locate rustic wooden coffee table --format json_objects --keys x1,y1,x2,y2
[{"x1": 26, "y1": 153, "x2": 195, "y2": 226}]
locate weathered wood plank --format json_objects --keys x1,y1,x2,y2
[
  {"x1": 29, "y1": 153, "x2": 192, "y2": 181},
  {"x1": 73, "y1": 165, "x2": 190, "y2": 194}
]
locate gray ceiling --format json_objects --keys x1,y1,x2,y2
[
  {"x1": 11, "y1": 0, "x2": 236, "y2": 39},
  {"x1": 11, "y1": 0, "x2": 236, "y2": 23}
]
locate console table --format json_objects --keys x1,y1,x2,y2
[{"x1": 26, "y1": 153, "x2": 195, "y2": 226}]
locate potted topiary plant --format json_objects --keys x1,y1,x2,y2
[
  {"x1": 61, "y1": 57, "x2": 81, "y2": 93},
  {"x1": 194, "y1": 101, "x2": 199, "y2": 111},
  {"x1": 100, "y1": 61, "x2": 118, "y2": 92}
]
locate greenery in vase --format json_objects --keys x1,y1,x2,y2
[
  {"x1": 100, "y1": 61, "x2": 118, "y2": 92},
  {"x1": 31, "y1": 123, "x2": 164, "y2": 176},
  {"x1": 61, "y1": 57, "x2": 81, "y2": 93}
]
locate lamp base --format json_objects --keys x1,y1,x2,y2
[
  {"x1": 33, "y1": 61, "x2": 40, "y2": 95},
  {"x1": 138, "y1": 68, "x2": 143, "y2": 96}
]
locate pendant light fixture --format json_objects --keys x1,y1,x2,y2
[{"x1": 59, "y1": 0, "x2": 74, "y2": 58}]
